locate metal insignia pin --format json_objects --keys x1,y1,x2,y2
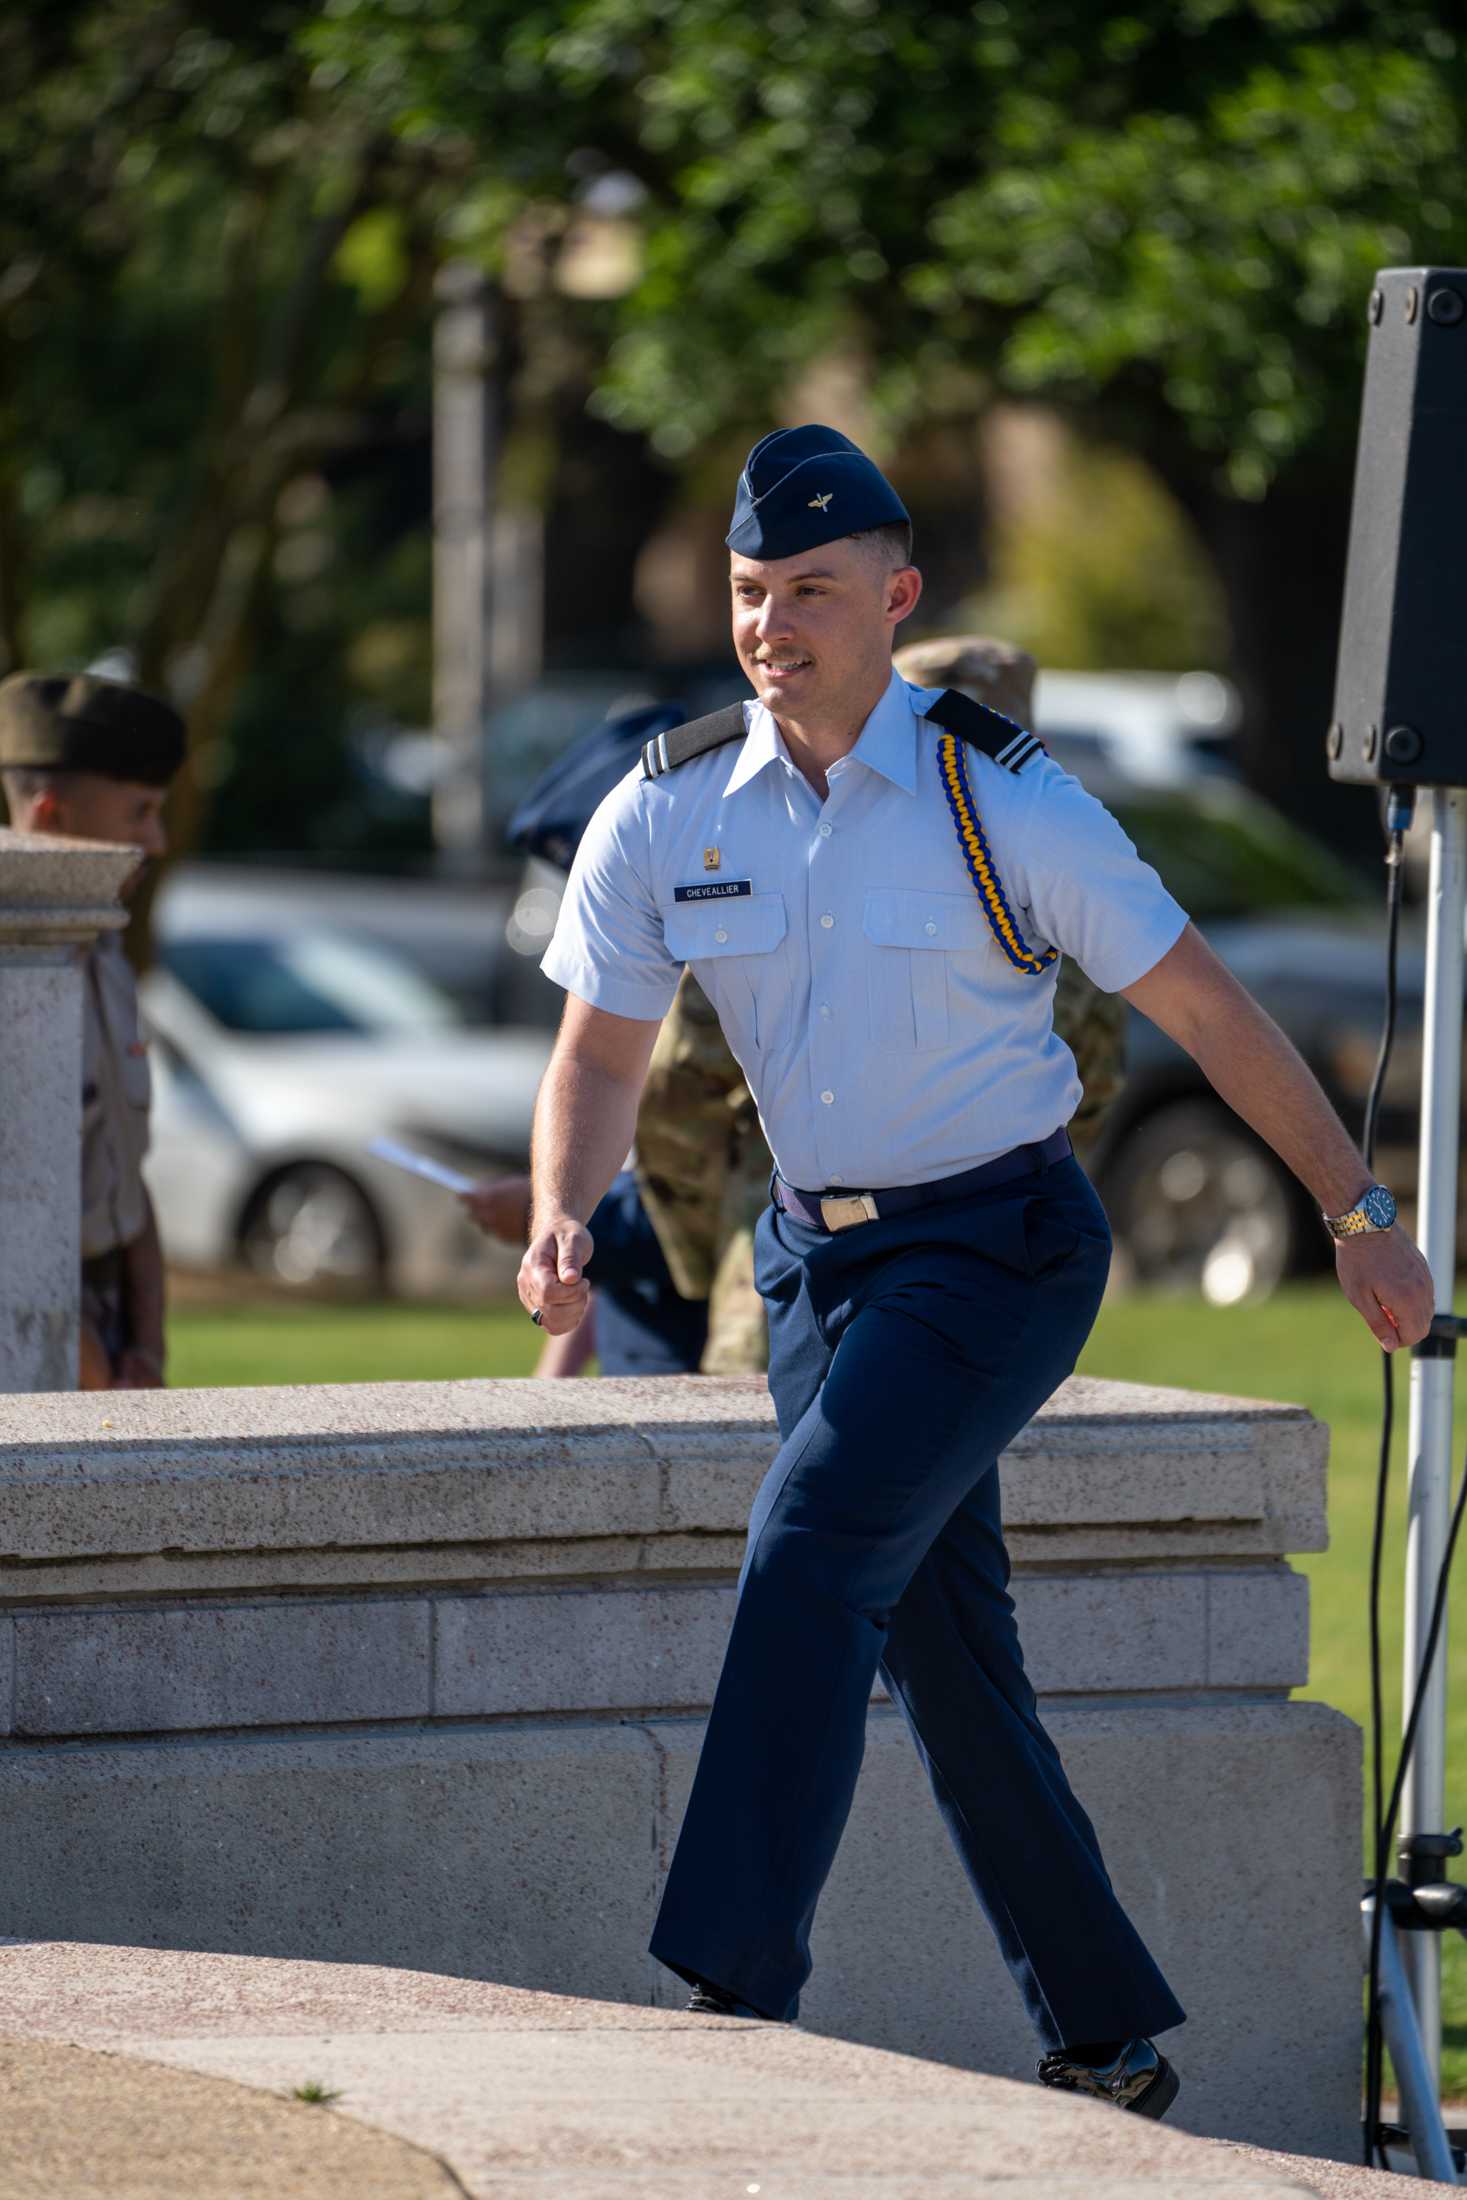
[
  {"x1": 807, "y1": 492, "x2": 833, "y2": 511},
  {"x1": 704, "y1": 846, "x2": 721, "y2": 871}
]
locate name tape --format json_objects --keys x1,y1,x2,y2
[{"x1": 673, "y1": 880, "x2": 753, "y2": 902}]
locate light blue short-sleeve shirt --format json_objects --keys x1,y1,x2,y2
[{"x1": 541, "y1": 671, "x2": 1188, "y2": 1192}]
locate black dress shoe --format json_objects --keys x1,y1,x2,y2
[
  {"x1": 685, "y1": 1979, "x2": 771, "y2": 2019},
  {"x1": 1037, "y1": 2038, "x2": 1179, "y2": 2120}
]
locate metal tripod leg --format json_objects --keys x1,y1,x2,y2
[
  {"x1": 1363, "y1": 1893, "x2": 1460, "y2": 2182},
  {"x1": 1402, "y1": 787, "x2": 1467, "y2": 2077}
]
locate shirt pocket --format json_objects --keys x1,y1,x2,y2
[
  {"x1": 863, "y1": 888, "x2": 988, "y2": 1052},
  {"x1": 662, "y1": 892, "x2": 792, "y2": 1056}
]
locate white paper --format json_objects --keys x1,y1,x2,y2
[{"x1": 367, "y1": 1135, "x2": 476, "y2": 1196}]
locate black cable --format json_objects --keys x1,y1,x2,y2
[{"x1": 1361, "y1": 806, "x2": 1407, "y2": 2163}]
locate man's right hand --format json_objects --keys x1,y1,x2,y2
[{"x1": 518, "y1": 1216, "x2": 594, "y2": 1335}]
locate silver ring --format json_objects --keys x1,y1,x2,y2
[{"x1": 530, "y1": 1307, "x2": 544, "y2": 1327}]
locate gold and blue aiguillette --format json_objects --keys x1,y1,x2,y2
[{"x1": 936, "y1": 731, "x2": 1056, "y2": 977}]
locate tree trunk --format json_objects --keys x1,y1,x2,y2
[{"x1": 1164, "y1": 454, "x2": 1381, "y2": 875}]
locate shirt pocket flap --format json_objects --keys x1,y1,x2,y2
[
  {"x1": 863, "y1": 888, "x2": 988, "y2": 952},
  {"x1": 664, "y1": 891, "x2": 788, "y2": 962}
]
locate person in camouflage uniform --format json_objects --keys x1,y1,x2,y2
[
  {"x1": 633, "y1": 634, "x2": 1128, "y2": 1374},
  {"x1": 635, "y1": 967, "x2": 772, "y2": 1373}
]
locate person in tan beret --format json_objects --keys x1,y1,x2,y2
[{"x1": 0, "y1": 672, "x2": 185, "y2": 1389}]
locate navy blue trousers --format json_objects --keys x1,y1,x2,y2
[
  {"x1": 588, "y1": 1170, "x2": 709, "y2": 1376},
  {"x1": 649, "y1": 1154, "x2": 1186, "y2": 2047}
]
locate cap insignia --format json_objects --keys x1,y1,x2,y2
[{"x1": 807, "y1": 491, "x2": 833, "y2": 511}]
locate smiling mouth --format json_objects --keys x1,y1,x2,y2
[{"x1": 754, "y1": 657, "x2": 812, "y2": 675}]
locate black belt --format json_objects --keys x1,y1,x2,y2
[{"x1": 774, "y1": 1127, "x2": 1072, "y2": 1234}]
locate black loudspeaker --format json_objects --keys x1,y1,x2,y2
[{"x1": 1330, "y1": 266, "x2": 1467, "y2": 788}]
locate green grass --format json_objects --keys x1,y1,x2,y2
[
  {"x1": 290, "y1": 2079, "x2": 343, "y2": 2106},
  {"x1": 166, "y1": 1297, "x2": 544, "y2": 1389},
  {"x1": 166, "y1": 1279, "x2": 1467, "y2": 2093},
  {"x1": 1076, "y1": 1281, "x2": 1467, "y2": 2100}
]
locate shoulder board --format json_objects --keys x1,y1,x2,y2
[
  {"x1": 921, "y1": 687, "x2": 1044, "y2": 775},
  {"x1": 641, "y1": 704, "x2": 747, "y2": 781}
]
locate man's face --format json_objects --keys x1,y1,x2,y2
[
  {"x1": 36, "y1": 774, "x2": 169, "y2": 897},
  {"x1": 730, "y1": 537, "x2": 921, "y2": 720}
]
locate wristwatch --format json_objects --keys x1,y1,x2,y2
[{"x1": 1323, "y1": 1183, "x2": 1398, "y2": 1241}]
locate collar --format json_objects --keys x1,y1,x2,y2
[{"x1": 723, "y1": 668, "x2": 926, "y2": 798}]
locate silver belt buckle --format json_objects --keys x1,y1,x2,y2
[{"x1": 819, "y1": 1191, "x2": 880, "y2": 1232}]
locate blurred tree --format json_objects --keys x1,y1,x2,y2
[
  {"x1": 314, "y1": 0, "x2": 1463, "y2": 845},
  {"x1": 0, "y1": 0, "x2": 456, "y2": 881},
  {"x1": 974, "y1": 433, "x2": 1230, "y2": 674}
]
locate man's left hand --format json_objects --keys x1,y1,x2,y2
[{"x1": 1335, "y1": 1230, "x2": 1435, "y2": 1351}]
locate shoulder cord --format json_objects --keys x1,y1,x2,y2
[{"x1": 935, "y1": 731, "x2": 1056, "y2": 977}]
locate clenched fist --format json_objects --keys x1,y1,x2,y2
[
  {"x1": 1335, "y1": 1228, "x2": 1435, "y2": 1351},
  {"x1": 518, "y1": 1215, "x2": 594, "y2": 1335}
]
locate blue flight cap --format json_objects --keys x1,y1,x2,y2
[{"x1": 725, "y1": 424, "x2": 910, "y2": 561}]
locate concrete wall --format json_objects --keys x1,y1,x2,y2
[{"x1": 0, "y1": 1371, "x2": 1358, "y2": 2156}]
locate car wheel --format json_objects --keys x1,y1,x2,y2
[
  {"x1": 238, "y1": 1164, "x2": 387, "y2": 1295},
  {"x1": 1101, "y1": 1100, "x2": 1304, "y2": 1304}
]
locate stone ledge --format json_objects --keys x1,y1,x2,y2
[
  {"x1": 0, "y1": 1373, "x2": 1326, "y2": 1581},
  {"x1": 0, "y1": 828, "x2": 135, "y2": 942}
]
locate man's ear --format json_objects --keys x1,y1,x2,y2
[
  {"x1": 29, "y1": 788, "x2": 65, "y2": 835},
  {"x1": 887, "y1": 565, "x2": 923, "y2": 628}
]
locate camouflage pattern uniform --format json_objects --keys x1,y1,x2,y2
[
  {"x1": 635, "y1": 969, "x2": 772, "y2": 1374},
  {"x1": 79, "y1": 930, "x2": 154, "y2": 1362},
  {"x1": 634, "y1": 635, "x2": 1128, "y2": 1372}
]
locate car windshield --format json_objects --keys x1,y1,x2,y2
[
  {"x1": 160, "y1": 930, "x2": 462, "y2": 1036},
  {"x1": 1110, "y1": 787, "x2": 1364, "y2": 920}
]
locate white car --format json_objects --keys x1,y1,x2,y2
[
  {"x1": 142, "y1": 875, "x2": 551, "y2": 1296},
  {"x1": 1033, "y1": 670, "x2": 1241, "y2": 788}
]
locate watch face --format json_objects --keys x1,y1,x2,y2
[{"x1": 1363, "y1": 1185, "x2": 1397, "y2": 1230}]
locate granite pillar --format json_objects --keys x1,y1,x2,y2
[{"x1": 0, "y1": 829, "x2": 137, "y2": 1390}]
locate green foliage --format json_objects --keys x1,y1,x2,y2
[
  {"x1": 972, "y1": 438, "x2": 1230, "y2": 671},
  {"x1": 0, "y1": 0, "x2": 448, "y2": 829},
  {"x1": 314, "y1": 0, "x2": 1466, "y2": 491}
]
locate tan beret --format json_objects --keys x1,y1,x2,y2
[
  {"x1": 894, "y1": 634, "x2": 1037, "y2": 726},
  {"x1": 0, "y1": 672, "x2": 185, "y2": 786}
]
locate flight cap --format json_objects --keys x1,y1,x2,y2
[{"x1": 726, "y1": 423, "x2": 910, "y2": 562}]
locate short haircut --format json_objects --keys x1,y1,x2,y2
[
  {"x1": 1, "y1": 765, "x2": 71, "y2": 807},
  {"x1": 847, "y1": 519, "x2": 914, "y2": 568}
]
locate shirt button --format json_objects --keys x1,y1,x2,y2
[
  {"x1": 819, "y1": 1003, "x2": 832, "y2": 1019},
  {"x1": 818, "y1": 823, "x2": 833, "y2": 839},
  {"x1": 924, "y1": 920, "x2": 937, "y2": 936},
  {"x1": 828, "y1": 1172, "x2": 844, "y2": 1184},
  {"x1": 820, "y1": 1089, "x2": 835, "y2": 1105},
  {"x1": 714, "y1": 928, "x2": 728, "y2": 943},
  {"x1": 820, "y1": 913, "x2": 834, "y2": 929}
]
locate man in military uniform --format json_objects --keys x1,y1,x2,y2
[
  {"x1": 635, "y1": 634, "x2": 1127, "y2": 1377},
  {"x1": 0, "y1": 672, "x2": 184, "y2": 1390},
  {"x1": 519, "y1": 422, "x2": 1432, "y2": 2116}
]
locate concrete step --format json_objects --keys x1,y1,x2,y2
[{"x1": 0, "y1": 1942, "x2": 1446, "y2": 2198}]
